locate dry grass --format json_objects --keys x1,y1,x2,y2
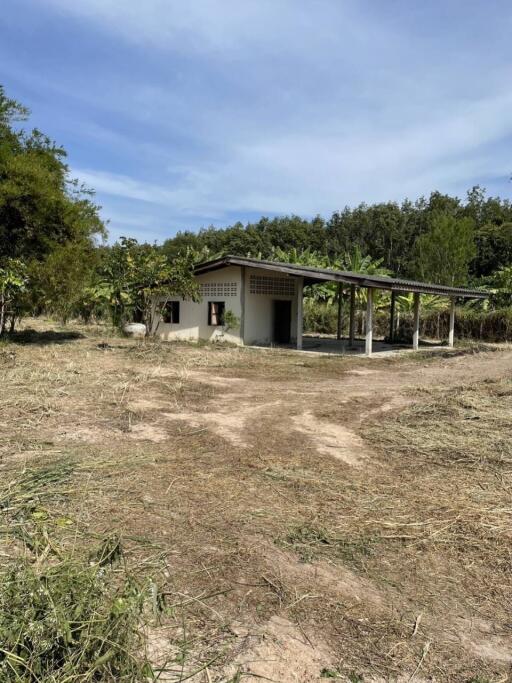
[{"x1": 1, "y1": 318, "x2": 511, "y2": 682}]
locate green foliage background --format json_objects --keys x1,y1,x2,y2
[{"x1": 2, "y1": 84, "x2": 512, "y2": 337}]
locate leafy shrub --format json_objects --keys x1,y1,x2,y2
[
  {"x1": 0, "y1": 555, "x2": 154, "y2": 682},
  {"x1": 304, "y1": 300, "x2": 512, "y2": 343},
  {"x1": 397, "y1": 308, "x2": 512, "y2": 343},
  {"x1": 0, "y1": 462, "x2": 159, "y2": 682},
  {"x1": 304, "y1": 300, "x2": 338, "y2": 334}
]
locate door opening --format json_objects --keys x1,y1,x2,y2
[{"x1": 273, "y1": 300, "x2": 292, "y2": 344}]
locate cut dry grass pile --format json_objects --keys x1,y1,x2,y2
[
  {"x1": 0, "y1": 322, "x2": 254, "y2": 682},
  {"x1": 224, "y1": 377, "x2": 512, "y2": 681},
  {"x1": 352, "y1": 378, "x2": 512, "y2": 678},
  {"x1": 371, "y1": 379, "x2": 512, "y2": 467},
  {"x1": 0, "y1": 457, "x2": 244, "y2": 682}
]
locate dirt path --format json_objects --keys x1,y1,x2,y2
[{"x1": 160, "y1": 348, "x2": 512, "y2": 467}]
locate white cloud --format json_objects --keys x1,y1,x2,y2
[
  {"x1": 75, "y1": 85, "x2": 512, "y2": 227},
  {"x1": 42, "y1": 0, "x2": 357, "y2": 56},
  {"x1": 19, "y1": 0, "x2": 512, "y2": 240}
]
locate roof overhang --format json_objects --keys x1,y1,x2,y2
[{"x1": 194, "y1": 256, "x2": 487, "y2": 299}]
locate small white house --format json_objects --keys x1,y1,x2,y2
[
  {"x1": 151, "y1": 255, "x2": 487, "y2": 354},
  {"x1": 152, "y1": 257, "x2": 302, "y2": 347}
]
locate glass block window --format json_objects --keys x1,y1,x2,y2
[
  {"x1": 249, "y1": 275, "x2": 295, "y2": 296},
  {"x1": 200, "y1": 282, "x2": 237, "y2": 297}
]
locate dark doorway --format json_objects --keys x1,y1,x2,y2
[{"x1": 273, "y1": 300, "x2": 292, "y2": 344}]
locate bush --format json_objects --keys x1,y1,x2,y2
[
  {"x1": 0, "y1": 462, "x2": 159, "y2": 682},
  {"x1": 304, "y1": 300, "x2": 338, "y2": 334},
  {"x1": 397, "y1": 308, "x2": 512, "y2": 343},
  {"x1": 0, "y1": 553, "x2": 154, "y2": 682},
  {"x1": 303, "y1": 300, "x2": 512, "y2": 343}
]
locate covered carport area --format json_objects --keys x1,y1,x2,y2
[{"x1": 290, "y1": 266, "x2": 487, "y2": 356}]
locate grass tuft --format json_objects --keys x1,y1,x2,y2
[
  {"x1": 277, "y1": 524, "x2": 375, "y2": 565},
  {"x1": 0, "y1": 461, "x2": 164, "y2": 682},
  {"x1": 0, "y1": 551, "x2": 155, "y2": 682}
]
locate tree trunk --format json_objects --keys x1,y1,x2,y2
[{"x1": 0, "y1": 292, "x2": 5, "y2": 336}]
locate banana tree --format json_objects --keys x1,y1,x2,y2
[
  {"x1": 266, "y1": 246, "x2": 397, "y2": 337},
  {"x1": 393, "y1": 293, "x2": 449, "y2": 341},
  {"x1": 336, "y1": 246, "x2": 393, "y2": 308},
  {"x1": 332, "y1": 248, "x2": 394, "y2": 334},
  {"x1": 268, "y1": 247, "x2": 336, "y2": 302},
  {"x1": 395, "y1": 293, "x2": 448, "y2": 313}
]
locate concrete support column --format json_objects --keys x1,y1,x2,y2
[
  {"x1": 336, "y1": 283, "x2": 343, "y2": 340},
  {"x1": 389, "y1": 291, "x2": 396, "y2": 343},
  {"x1": 448, "y1": 298, "x2": 456, "y2": 347},
  {"x1": 240, "y1": 266, "x2": 246, "y2": 344},
  {"x1": 296, "y1": 276, "x2": 304, "y2": 350},
  {"x1": 349, "y1": 284, "x2": 356, "y2": 348},
  {"x1": 412, "y1": 292, "x2": 420, "y2": 351},
  {"x1": 365, "y1": 288, "x2": 373, "y2": 357}
]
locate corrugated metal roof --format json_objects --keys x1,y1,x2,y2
[{"x1": 194, "y1": 255, "x2": 487, "y2": 299}]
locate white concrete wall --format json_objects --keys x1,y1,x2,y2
[
  {"x1": 152, "y1": 266, "x2": 243, "y2": 344},
  {"x1": 243, "y1": 266, "x2": 298, "y2": 346},
  {"x1": 152, "y1": 264, "x2": 300, "y2": 346}
]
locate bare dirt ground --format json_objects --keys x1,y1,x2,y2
[{"x1": 1, "y1": 319, "x2": 512, "y2": 682}]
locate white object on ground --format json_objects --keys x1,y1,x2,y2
[{"x1": 123, "y1": 323, "x2": 146, "y2": 338}]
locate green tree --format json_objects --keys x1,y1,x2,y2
[
  {"x1": 161, "y1": 186, "x2": 512, "y2": 286},
  {"x1": 162, "y1": 215, "x2": 327, "y2": 262},
  {"x1": 487, "y1": 266, "x2": 512, "y2": 308},
  {"x1": 473, "y1": 222, "x2": 512, "y2": 277},
  {"x1": 29, "y1": 242, "x2": 100, "y2": 324},
  {"x1": 411, "y1": 214, "x2": 476, "y2": 286},
  {"x1": 0, "y1": 85, "x2": 104, "y2": 329},
  {"x1": 90, "y1": 238, "x2": 198, "y2": 333}
]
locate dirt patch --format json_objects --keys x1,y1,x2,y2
[
  {"x1": 258, "y1": 541, "x2": 385, "y2": 609},
  {"x1": 127, "y1": 398, "x2": 169, "y2": 412},
  {"x1": 161, "y1": 396, "x2": 283, "y2": 447},
  {"x1": 57, "y1": 426, "x2": 108, "y2": 444},
  {"x1": 163, "y1": 410, "x2": 250, "y2": 446},
  {"x1": 128, "y1": 423, "x2": 169, "y2": 442},
  {"x1": 292, "y1": 410, "x2": 368, "y2": 466},
  {"x1": 224, "y1": 615, "x2": 334, "y2": 682},
  {"x1": 448, "y1": 617, "x2": 512, "y2": 664},
  {"x1": 188, "y1": 372, "x2": 246, "y2": 388}
]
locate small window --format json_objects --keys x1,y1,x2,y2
[
  {"x1": 162, "y1": 301, "x2": 180, "y2": 324},
  {"x1": 208, "y1": 301, "x2": 225, "y2": 326}
]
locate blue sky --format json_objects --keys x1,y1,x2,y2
[{"x1": 1, "y1": 1, "x2": 511, "y2": 242}]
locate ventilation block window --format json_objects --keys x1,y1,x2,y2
[
  {"x1": 162, "y1": 300, "x2": 180, "y2": 324},
  {"x1": 208, "y1": 301, "x2": 225, "y2": 326},
  {"x1": 249, "y1": 275, "x2": 295, "y2": 295},
  {"x1": 200, "y1": 282, "x2": 237, "y2": 297}
]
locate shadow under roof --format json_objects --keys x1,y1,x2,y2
[{"x1": 194, "y1": 255, "x2": 487, "y2": 299}]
